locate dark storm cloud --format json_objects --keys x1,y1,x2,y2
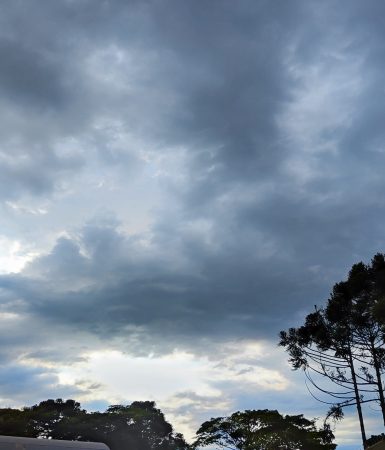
[
  {"x1": 1, "y1": 0, "x2": 385, "y2": 362},
  {"x1": 0, "y1": 38, "x2": 69, "y2": 108},
  {"x1": 0, "y1": 0, "x2": 302, "y2": 199},
  {"x1": 0, "y1": 1, "x2": 107, "y2": 199},
  {"x1": 0, "y1": 219, "x2": 329, "y2": 356},
  {"x1": 0, "y1": 363, "x2": 85, "y2": 405}
]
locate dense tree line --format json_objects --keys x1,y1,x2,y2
[
  {"x1": 194, "y1": 409, "x2": 335, "y2": 450},
  {"x1": 280, "y1": 253, "x2": 385, "y2": 448},
  {"x1": 0, "y1": 399, "x2": 188, "y2": 450},
  {"x1": 0, "y1": 399, "x2": 335, "y2": 450}
]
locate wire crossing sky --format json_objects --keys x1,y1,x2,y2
[{"x1": 0, "y1": 1, "x2": 384, "y2": 448}]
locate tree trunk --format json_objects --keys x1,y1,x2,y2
[
  {"x1": 349, "y1": 347, "x2": 367, "y2": 448},
  {"x1": 370, "y1": 338, "x2": 385, "y2": 427}
]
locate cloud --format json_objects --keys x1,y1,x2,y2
[
  {"x1": 1, "y1": 1, "x2": 385, "y2": 447},
  {"x1": 0, "y1": 216, "x2": 329, "y2": 359},
  {"x1": 0, "y1": 362, "x2": 85, "y2": 407},
  {"x1": 0, "y1": 0, "x2": 301, "y2": 202}
]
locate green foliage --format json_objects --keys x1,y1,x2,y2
[
  {"x1": 24, "y1": 398, "x2": 84, "y2": 438},
  {"x1": 0, "y1": 399, "x2": 189, "y2": 450},
  {"x1": 194, "y1": 409, "x2": 336, "y2": 450},
  {"x1": 0, "y1": 407, "x2": 36, "y2": 437}
]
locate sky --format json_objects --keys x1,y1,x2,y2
[{"x1": 0, "y1": 0, "x2": 385, "y2": 448}]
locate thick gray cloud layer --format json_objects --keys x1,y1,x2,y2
[{"x1": 1, "y1": 0, "x2": 385, "y2": 347}]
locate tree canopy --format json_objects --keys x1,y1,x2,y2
[
  {"x1": 193, "y1": 409, "x2": 335, "y2": 450},
  {"x1": 279, "y1": 253, "x2": 385, "y2": 448},
  {"x1": 0, "y1": 399, "x2": 189, "y2": 450}
]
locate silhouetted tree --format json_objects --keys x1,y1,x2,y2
[
  {"x1": 194, "y1": 409, "x2": 335, "y2": 450},
  {"x1": 0, "y1": 407, "x2": 35, "y2": 437},
  {"x1": 279, "y1": 306, "x2": 369, "y2": 446},
  {"x1": 280, "y1": 253, "x2": 385, "y2": 449},
  {"x1": 25, "y1": 398, "x2": 84, "y2": 438},
  {"x1": 0, "y1": 399, "x2": 189, "y2": 450},
  {"x1": 349, "y1": 256, "x2": 385, "y2": 425}
]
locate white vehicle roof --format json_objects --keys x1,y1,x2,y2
[{"x1": 0, "y1": 435, "x2": 109, "y2": 449}]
